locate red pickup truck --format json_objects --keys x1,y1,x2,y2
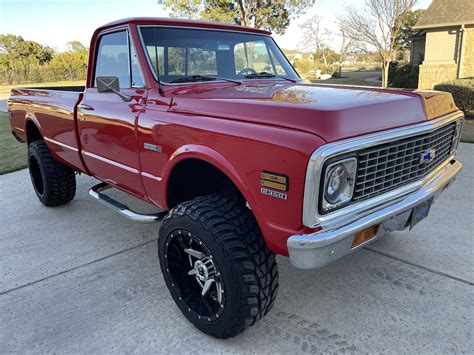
[{"x1": 8, "y1": 17, "x2": 464, "y2": 338}]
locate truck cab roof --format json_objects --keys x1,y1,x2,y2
[{"x1": 98, "y1": 17, "x2": 272, "y2": 35}]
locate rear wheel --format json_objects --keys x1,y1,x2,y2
[
  {"x1": 158, "y1": 195, "x2": 279, "y2": 338},
  {"x1": 28, "y1": 140, "x2": 76, "y2": 206}
]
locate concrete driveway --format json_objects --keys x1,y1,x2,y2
[{"x1": 1, "y1": 144, "x2": 473, "y2": 353}]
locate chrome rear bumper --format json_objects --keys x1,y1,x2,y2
[{"x1": 287, "y1": 159, "x2": 461, "y2": 270}]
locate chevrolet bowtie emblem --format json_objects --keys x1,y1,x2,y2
[{"x1": 420, "y1": 148, "x2": 436, "y2": 164}]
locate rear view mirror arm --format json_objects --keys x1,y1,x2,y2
[{"x1": 103, "y1": 83, "x2": 132, "y2": 102}]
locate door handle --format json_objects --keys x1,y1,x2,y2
[{"x1": 78, "y1": 103, "x2": 94, "y2": 111}]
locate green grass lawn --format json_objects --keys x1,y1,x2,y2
[
  {"x1": 0, "y1": 112, "x2": 27, "y2": 174},
  {"x1": 0, "y1": 80, "x2": 85, "y2": 95}
]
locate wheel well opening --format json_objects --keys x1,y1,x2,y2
[
  {"x1": 26, "y1": 121, "x2": 43, "y2": 145},
  {"x1": 167, "y1": 159, "x2": 245, "y2": 209}
]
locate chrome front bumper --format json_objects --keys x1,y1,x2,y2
[{"x1": 287, "y1": 159, "x2": 462, "y2": 270}]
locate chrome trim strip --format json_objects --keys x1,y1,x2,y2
[
  {"x1": 138, "y1": 24, "x2": 273, "y2": 36},
  {"x1": 303, "y1": 111, "x2": 464, "y2": 229},
  {"x1": 44, "y1": 137, "x2": 78, "y2": 152},
  {"x1": 82, "y1": 150, "x2": 139, "y2": 174},
  {"x1": 290, "y1": 159, "x2": 461, "y2": 269},
  {"x1": 141, "y1": 171, "x2": 162, "y2": 181}
]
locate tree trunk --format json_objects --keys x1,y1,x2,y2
[
  {"x1": 381, "y1": 60, "x2": 390, "y2": 88},
  {"x1": 236, "y1": 0, "x2": 247, "y2": 27},
  {"x1": 322, "y1": 52, "x2": 328, "y2": 67}
]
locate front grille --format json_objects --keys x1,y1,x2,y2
[{"x1": 353, "y1": 123, "x2": 456, "y2": 201}]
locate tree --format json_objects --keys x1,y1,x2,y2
[
  {"x1": 0, "y1": 35, "x2": 88, "y2": 84},
  {"x1": 49, "y1": 41, "x2": 88, "y2": 81},
  {"x1": 159, "y1": 0, "x2": 315, "y2": 34},
  {"x1": 66, "y1": 41, "x2": 87, "y2": 52},
  {"x1": 395, "y1": 9, "x2": 425, "y2": 50},
  {"x1": 338, "y1": 0, "x2": 417, "y2": 87},
  {"x1": 300, "y1": 15, "x2": 332, "y2": 67},
  {"x1": 335, "y1": 24, "x2": 356, "y2": 77},
  {"x1": 0, "y1": 34, "x2": 53, "y2": 84}
]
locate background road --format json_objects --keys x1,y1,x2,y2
[
  {"x1": 0, "y1": 144, "x2": 473, "y2": 353},
  {"x1": 0, "y1": 94, "x2": 8, "y2": 112}
]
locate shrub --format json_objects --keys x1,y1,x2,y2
[
  {"x1": 388, "y1": 61, "x2": 399, "y2": 84},
  {"x1": 317, "y1": 64, "x2": 338, "y2": 76},
  {"x1": 332, "y1": 67, "x2": 342, "y2": 78},
  {"x1": 434, "y1": 79, "x2": 474, "y2": 112},
  {"x1": 390, "y1": 64, "x2": 419, "y2": 89},
  {"x1": 293, "y1": 58, "x2": 315, "y2": 74}
]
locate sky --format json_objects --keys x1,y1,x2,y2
[{"x1": 0, "y1": 0, "x2": 432, "y2": 52}]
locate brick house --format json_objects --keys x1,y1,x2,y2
[{"x1": 412, "y1": 0, "x2": 473, "y2": 89}]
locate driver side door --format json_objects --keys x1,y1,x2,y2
[{"x1": 77, "y1": 29, "x2": 147, "y2": 198}]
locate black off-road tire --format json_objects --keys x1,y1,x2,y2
[
  {"x1": 158, "y1": 195, "x2": 279, "y2": 338},
  {"x1": 28, "y1": 140, "x2": 76, "y2": 207}
]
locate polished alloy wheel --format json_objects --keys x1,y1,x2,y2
[{"x1": 163, "y1": 229, "x2": 225, "y2": 322}]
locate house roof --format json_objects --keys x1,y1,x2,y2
[{"x1": 413, "y1": 0, "x2": 474, "y2": 29}]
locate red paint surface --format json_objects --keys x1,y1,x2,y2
[{"x1": 7, "y1": 18, "x2": 456, "y2": 256}]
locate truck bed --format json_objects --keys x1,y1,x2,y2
[
  {"x1": 19, "y1": 86, "x2": 86, "y2": 92},
  {"x1": 8, "y1": 87, "x2": 87, "y2": 173}
]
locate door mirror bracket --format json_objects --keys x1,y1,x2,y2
[{"x1": 96, "y1": 77, "x2": 132, "y2": 102}]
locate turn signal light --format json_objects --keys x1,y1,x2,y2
[{"x1": 351, "y1": 225, "x2": 380, "y2": 249}]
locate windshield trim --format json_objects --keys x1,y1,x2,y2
[
  {"x1": 159, "y1": 77, "x2": 301, "y2": 86},
  {"x1": 137, "y1": 24, "x2": 300, "y2": 86}
]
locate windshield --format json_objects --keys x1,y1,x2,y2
[{"x1": 139, "y1": 26, "x2": 299, "y2": 84}]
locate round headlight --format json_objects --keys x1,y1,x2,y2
[{"x1": 325, "y1": 164, "x2": 348, "y2": 204}]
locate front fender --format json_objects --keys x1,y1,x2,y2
[
  {"x1": 159, "y1": 143, "x2": 321, "y2": 256},
  {"x1": 162, "y1": 144, "x2": 262, "y2": 220}
]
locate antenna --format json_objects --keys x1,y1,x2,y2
[{"x1": 154, "y1": 46, "x2": 164, "y2": 94}]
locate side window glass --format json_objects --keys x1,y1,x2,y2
[
  {"x1": 95, "y1": 31, "x2": 130, "y2": 88},
  {"x1": 130, "y1": 42, "x2": 144, "y2": 87}
]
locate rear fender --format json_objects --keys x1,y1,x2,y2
[{"x1": 24, "y1": 113, "x2": 44, "y2": 144}]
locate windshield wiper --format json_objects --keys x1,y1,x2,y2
[
  {"x1": 277, "y1": 75, "x2": 298, "y2": 83},
  {"x1": 244, "y1": 72, "x2": 275, "y2": 79},
  {"x1": 169, "y1": 75, "x2": 241, "y2": 85},
  {"x1": 244, "y1": 72, "x2": 298, "y2": 83}
]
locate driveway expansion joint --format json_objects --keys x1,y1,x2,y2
[
  {"x1": 0, "y1": 238, "x2": 158, "y2": 296},
  {"x1": 364, "y1": 247, "x2": 474, "y2": 286}
]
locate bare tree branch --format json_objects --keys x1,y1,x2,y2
[
  {"x1": 300, "y1": 15, "x2": 333, "y2": 66},
  {"x1": 338, "y1": 0, "x2": 417, "y2": 87}
]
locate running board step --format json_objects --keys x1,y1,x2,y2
[{"x1": 89, "y1": 182, "x2": 167, "y2": 223}]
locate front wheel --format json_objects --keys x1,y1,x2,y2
[{"x1": 158, "y1": 195, "x2": 279, "y2": 338}]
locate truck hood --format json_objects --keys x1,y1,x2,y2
[{"x1": 168, "y1": 82, "x2": 457, "y2": 142}]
